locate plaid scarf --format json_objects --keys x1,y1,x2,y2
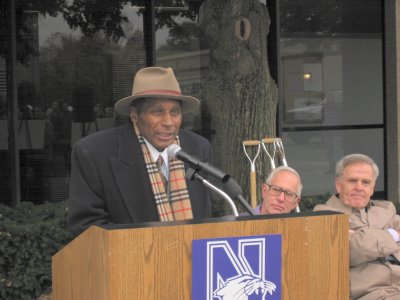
[{"x1": 133, "y1": 122, "x2": 193, "y2": 221}]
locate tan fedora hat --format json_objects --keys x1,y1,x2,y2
[{"x1": 114, "y1": 67, "x2": 200, "y2": 116}]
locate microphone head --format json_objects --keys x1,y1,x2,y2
[
  {"x1": 167, "y1": 144, "x2": 181, "y2": 160},
  {"x1": 222, "y1": 178, "x2": 244, "y2": 198}
]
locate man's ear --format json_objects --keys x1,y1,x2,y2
[
  {"x1": 130, "y1": 109, "x2": 138, "y2": 123},
  {"x1": 261, "y1": 183, "x2": 268, "y2": 198},
  {"x1": 292, "y1": 197, "x2": 301, "y2": 210},
  {"x1": 335, "y1": 178, "x2": 341, "y2": 194}
]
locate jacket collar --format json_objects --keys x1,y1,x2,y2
[{"x1": 111, "y1": 123, "x2": 159, "y2": 222}]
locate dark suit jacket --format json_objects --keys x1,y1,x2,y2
[{"x1": 67, "y1": 123, "x2": 212, "y2": 236}]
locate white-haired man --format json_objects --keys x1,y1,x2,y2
[
  {"x1": 257, "y1": 166, "x2": 302, "y2": 214},
  {"x1": 314, "y1": 153, "x2": 400, "y2": 299}
]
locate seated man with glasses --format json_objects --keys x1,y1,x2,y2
[{"x1": 257, "y1": 166, "x2": 302, "y2": 214}]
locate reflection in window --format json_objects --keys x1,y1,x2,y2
[
  {"x1": 1, "y1": 1, "x2": 147, "y2": 204},
  {"x1": 279, "y1": 0, "x2": 384, "y2": 196},
  {"x1": 154, "y1": 1, "x2": 207, "y2": 133}
]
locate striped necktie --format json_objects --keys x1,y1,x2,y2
[{"x1": 156, "y1": 155, "x2": 167, "y2": 188}]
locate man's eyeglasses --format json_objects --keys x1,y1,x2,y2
[{"x1": 266, "y1": 184, "x2": 299, "y2": 203}]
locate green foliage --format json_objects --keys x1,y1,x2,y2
[
  {"x1": 0, "y1": 202, "x2": 71, "y2": 300},
  {"x1": 1, "y1": 0, "x2": 202, "y2": 65},
  {"x1": 299, "y1": 193, "x2": 331, "y2": 212},
  {"x1": 393, "y1": 201, "x2": 400, "y2": 215}
]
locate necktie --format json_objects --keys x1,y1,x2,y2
[{"x1": 156, "y1": 155, "x2": 167, "y2": 188}]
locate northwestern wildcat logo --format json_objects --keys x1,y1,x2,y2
[
  {"x1": 192, "y1": 235, "x2": 281, "y2": 300},
  {"x1": 214, "y1": 274, "x2": 276, "y2": 300}
]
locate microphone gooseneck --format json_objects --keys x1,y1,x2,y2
[{"x1": 222, "y1": 178, "x2": 255, "y2": 215}]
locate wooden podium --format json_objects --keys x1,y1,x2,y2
[{"x1": 52, "y1": 211, "x2": 349, "y2": 299}]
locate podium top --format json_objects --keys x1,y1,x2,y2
[{"x1": 96, "y1": 210, "x2": 342, "y2": 231}]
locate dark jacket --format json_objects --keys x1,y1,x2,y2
[{"x1": 67, "y1": 123, "x2": 212, "y2": 236}]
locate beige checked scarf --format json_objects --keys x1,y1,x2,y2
[{"x1": 133, "y1": 122, "x2": 193, "y2": 221}]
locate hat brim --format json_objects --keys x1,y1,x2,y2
[{"x1": 114, "y1": 94, "x2": 200, "y2": 117}]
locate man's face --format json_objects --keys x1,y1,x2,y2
[
  {"x1": 130, "y1": 98, "x2": 182, "y2": 151},
  {"x1": 260, "y1": 170, "x2": 300, "y2": 214},
  {"x1": 336, "y1": 162, "x2": 375, "y2": 209}
]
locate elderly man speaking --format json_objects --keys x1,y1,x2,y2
[
  {"x1": 67, "y1": 67, "x2": 213, "y2": 236},
  {"x1": 314, "y1": 153, "x2": 400, "y2": 299}
]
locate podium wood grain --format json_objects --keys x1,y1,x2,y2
[{"x1": 52, "y1": 213, "x2": 349, "y2": 299}]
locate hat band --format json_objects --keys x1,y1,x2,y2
[{"x1": 134, "y1": 89, "x2": 182, "y2": 96}]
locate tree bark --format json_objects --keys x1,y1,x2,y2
[{"x1": 200, "y1": 0, "x2": 278, "y2": 208}]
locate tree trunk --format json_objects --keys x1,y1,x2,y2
[{"x1": 200, "y1": 0, "x2": 278, "y2": 208}]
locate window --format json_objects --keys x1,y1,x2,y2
[
  {"x1": 1, "y1": 1, "x2": 145, "y2": 204},
  {"x1": 278, "y1": 0, "x2": 384, "y2": 196}
]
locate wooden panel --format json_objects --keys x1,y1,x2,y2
[
  {"x1": 52, "y1": 226, "x2": 110, "y2": 300},
  {"x1": 53, "y1": 213, "x2": 349, "y2": 300}
]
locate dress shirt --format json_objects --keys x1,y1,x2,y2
[{"x1": 143, "y1": 138, "x2": 169, "y2": 179}]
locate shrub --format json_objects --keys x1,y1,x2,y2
[
  {"x1": 299, "y1": 193, "x2": 331, "y2": 212},
  {"x1": 0, "y1": 201, "x2": 71, "y2": 300}
]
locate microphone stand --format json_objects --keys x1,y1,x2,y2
[{"x1": 186, "y1": 168, "x2": 239, "y2": 217}]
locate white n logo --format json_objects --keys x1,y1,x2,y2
[{"x1": 206, "y1": 238, "x2": 276, "y2": 300}]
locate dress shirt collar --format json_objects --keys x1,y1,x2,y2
[{"x1": 142, "y1": 138, "x2": 169, "y2": 168}]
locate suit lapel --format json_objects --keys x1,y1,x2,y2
[{"x1": 110, "y1": 124, "x2": 158, "y2": 222}]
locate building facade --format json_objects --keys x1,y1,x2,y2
[{"x1": 1, "y1": 0, "x2": 396, "y2": 206}]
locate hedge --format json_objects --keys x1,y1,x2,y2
[{"x1": 0, "y1": 201, "x2": 71, "y2": 300}]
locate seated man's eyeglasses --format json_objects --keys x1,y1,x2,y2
[{"x1": 266, "y1": 184, "x2": 298, "y2": 203}]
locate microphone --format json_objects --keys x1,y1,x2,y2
[
  {"x1": 222, "y1": 178, "x2": 255, "y2": 215},
  {"x1": 167, "y1": 144, "x2": 230, "y2": 183}
]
